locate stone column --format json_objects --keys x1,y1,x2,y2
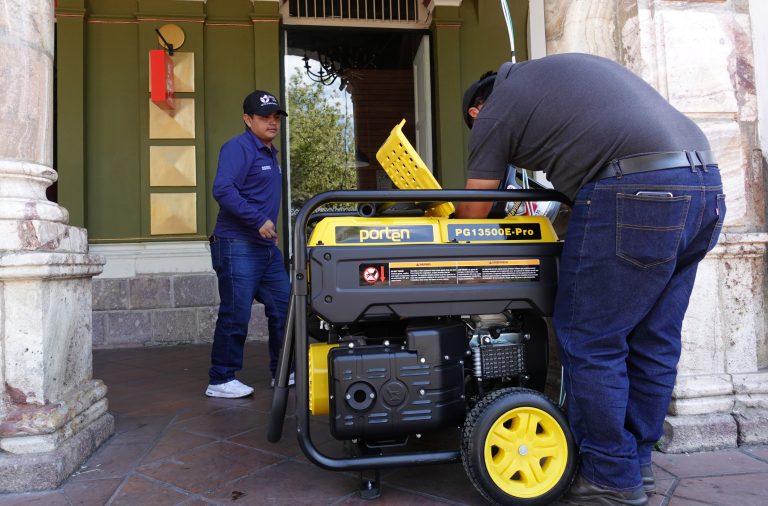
[
  {"x1": 543, "y1": 0, "x2": 768, "y2": 451},
  {"x1": 0, "y1": 0, "x2": 112, "y2": 493}
]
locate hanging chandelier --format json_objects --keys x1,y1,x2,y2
[
  {"x1": 303, "y1": 52, "x2": 347, "y2": 90},
  {"x1": 302, "y1": 46, "x2": 377, "y2": 91}
]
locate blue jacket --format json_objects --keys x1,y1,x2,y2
[{"x1": 212, "y1": 128, "x2": 282, "y2": 245}]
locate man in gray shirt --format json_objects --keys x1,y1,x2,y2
[{"x1": 458, "y1": 53, "x2": 725, "y2": 505}]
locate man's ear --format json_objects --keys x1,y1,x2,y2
[
  {"x1": 468, "y1": 106, "x2": 481, "y2": 119},
  {"x1": 243, "y1": 113, "x2": 252, "y2": 127}
]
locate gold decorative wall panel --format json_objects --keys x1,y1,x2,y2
[
  {"x1": 150, "y1": 145, "x2": 197, "y2": 186},
  {"x1": 149, "y1": 98, "x2": 195, "y2": 139},
  {"x1": 150, "y1": 193, "x2": 197, "y2": 235},
  {"x1": 148, "y1": 51, "x2": 195, "y2": 92}
]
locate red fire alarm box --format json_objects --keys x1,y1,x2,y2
[{"x1": 150, "y1": 49, "x2": 175, "y2": 110}]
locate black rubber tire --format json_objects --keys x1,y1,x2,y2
[{"x1": 461, "y1": 388, "x2": 576, "y2": 505}]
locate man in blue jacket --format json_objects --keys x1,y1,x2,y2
[{"x1": 205, "y1": 90, "x2": 292, "y2": 398}]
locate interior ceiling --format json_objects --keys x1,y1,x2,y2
[{"x1": 286, "y1": 28, "x2": 425, "y2": 70}]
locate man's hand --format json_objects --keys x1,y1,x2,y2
[
  {"x1": 455, "y1": 178, "x2": 501, "y2": 218},
  {"x1": 259, "y1": 219, "x2": 279, "y2": 243}
]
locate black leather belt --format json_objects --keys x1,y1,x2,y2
[{"x1": 592, "y1": 150, "x2": 717, "y2": 182}]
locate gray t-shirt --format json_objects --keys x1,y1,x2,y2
[{"x1": 467, "y1": 53, "x2": 710, "y2": 200}]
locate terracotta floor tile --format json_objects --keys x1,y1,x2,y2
[
  {"x1": 672, "y1": 473, "x2": 768, "y2": 506},
  {"x1": 383, "y1": 463, "x2": 486, "y2": 505},
  {"x1": 107, "y1": 389, "x2": 191, "y2": 415},
  {"x1": 111, "y1": 413, "x2": 175, "y2": 444},
  {"x1": 171, "y1": 407, "x2": 271, "y2": 439},
  {"x1": 110, "y1": 475, "x2": 192, "y2": 506},
  {"x1": 61, "y1": 478, "x2": 122, "y2": 505},
  {"x1": 653, "y1": 449, "x2": 768, "y2": 478},
  {"x1": 141, "y1": 429, "x2": 216, "y2": 464},
  {"x1": 239, "y1": 386, "x2": 297, "y2": 416},
  {"x1": 650, "y1": 461, "x2": 676, "y2": 481},
  {"x1": 1, "y1": 345, "x2": 766, "y2": 506},
  {"x1": 68, "y1": 441, "x2": 152, "y2": 481},
  {"x1": 137, "y1": 441, "x2": 280, "y2": 494},
  {"x1": 202, "y1": 459, "x2": 359, "y2": 505},
  {"x1": 117, "y1": 388, "x2": 246, "y2": 418},
  {"x1": 339, "y1": 486, "x2": 456, "y2": 505},
  {"x1": 652, "y1": 477, "x2": 677, "y2": 497},
  {"x1": 177, "y1": 500, "x2": 214, "y2": 506},
  {"x1": 230, "y1": 416, "x2": 338, "y2": 460},
  {"x1": 668, "y1": 499, "x2": 712, "y2": 506},
  {"x1": 228, "y1": 425, "x2": 302, "y2": 458},
  {"x1": 93, "y1": 362, "x2": 148, "y2": 381},
  {"x1": 742, "y1": 445, "x2": 768, "y2": 462},
  {"x1": 0, "y1": 491, "x2": 71, "y2": 506}
]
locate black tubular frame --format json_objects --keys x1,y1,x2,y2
[{"x1": 268, "y1": 188, "x2": 570, "y2": 471}]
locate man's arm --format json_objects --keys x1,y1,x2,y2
[
  {"x1": 454, "y1": 178, "x2": 501, "y2": 218},
  {"x1": 212, "y1": 141, "x2": 268, "y2": 231}
]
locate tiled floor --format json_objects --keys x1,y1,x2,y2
[{"x1": 1, "y1": 343, "x2": 766, "y2": 505}]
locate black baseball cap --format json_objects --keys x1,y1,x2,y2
[
  {"x1": 462, "y1": 72, "x2": 496, "y2": 128},
  {"x1": 243, "y1": 90, "x2": 288, "y2": 117}
]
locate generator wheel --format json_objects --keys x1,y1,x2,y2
[{"x1": 461, "y1": 388, "x2": 576, "y2": 505}]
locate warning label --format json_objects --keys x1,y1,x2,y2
[
  {"x1": 359, "y1": 264, "x2": 389, "y2": 286},
  {"x1": 360, "y1": 259, "x2": 541, "y2": 287}
]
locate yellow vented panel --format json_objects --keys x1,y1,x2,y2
[
  {"x1": 308, "y1": 342, "x2": 338, "y2": 416},
  {"x1": 375, "y1": 119, "x2": 455, "y2": 217}
]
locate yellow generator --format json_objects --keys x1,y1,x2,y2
[{"x1": 268, "y1": 120, "x2": 576, "y2": 505}]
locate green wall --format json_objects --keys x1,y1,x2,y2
[
  {"x1": 56, "y1": 0, "x2": 282, "y2": 242},
  {"x1": 432, "y1": 0, "x2": 528, "y2": 190},
  {"x1": 56, "y1": 0, "x2": 521, "y2": 242}
]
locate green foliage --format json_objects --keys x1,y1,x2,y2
[{"x1": 287, "y1": 72, "x2": 357, "y2": 207}]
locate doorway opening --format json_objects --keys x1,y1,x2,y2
[{"x1": 283, "y1": 27, "x2": 432, "y2": 222}]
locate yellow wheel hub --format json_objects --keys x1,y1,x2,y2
[{"x1": 483, "y1": 406, "x2": 568, "y2": 498}]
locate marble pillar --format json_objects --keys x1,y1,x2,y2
[
  {"x1": 543, "y1": 0, "x2": 768, "y2": 451},
  {"x1": 0, "y1": 0, "x2": 112, "y2": 492}
]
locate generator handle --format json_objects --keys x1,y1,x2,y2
[{"x1": 266, "y1": 285, "x2": 295, "y2": 443}]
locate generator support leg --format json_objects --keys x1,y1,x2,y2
[{"x1": 358, "y1": 469, "x2": 381, "y2": 500}]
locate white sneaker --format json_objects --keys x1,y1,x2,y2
[
  {"x1": 205, "y1": 379, "x2": 254, "y2": 398},
  {"x1": 270, "y1": 372, "x2": 295, "y2": 388}
]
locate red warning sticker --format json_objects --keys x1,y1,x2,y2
[{"x1": 359, "y1": 264, "x2": 389, "y2": 286}]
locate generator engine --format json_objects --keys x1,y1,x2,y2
[
  {"x1": 468, "y1": 313, "x2": 528, "y2": 381},
  {"x1": 327, "y1": 320, "x2": 467, "y2": 440}
]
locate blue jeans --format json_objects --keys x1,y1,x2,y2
[
  {"x1": 553, "y1": 166, "x2": 725, "y2": 490},
  {"x1": 209, "y1": 237, "x2": 290, "y2": 384}
]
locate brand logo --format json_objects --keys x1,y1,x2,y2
[
  {"x1": 260, "y1": 94, "x2": 277, "y2": 106},
  {"x1": 336, "y1": 225, "x2": 434, "y2": 244},
  {"x1": 261, "y1": 165, "x2": 272, "y2": 171},
  {"x1": 359, "y1": 226, "x2": 411, "y2": 242}
]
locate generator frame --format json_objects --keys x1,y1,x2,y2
[{"x1": 267, "y1": 188, "x2": 572, "y2": 501}]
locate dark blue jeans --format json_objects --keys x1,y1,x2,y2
[
  {"x1": 209, "y1": 237, "x2": 290, "y2": 384},
  {"x1": 553, "y1": 166, "x2": 725, "y2": 490}
]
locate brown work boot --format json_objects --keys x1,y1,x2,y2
[{"x1": 562, "y1": 474, "x2": 649, "y2": 506}]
